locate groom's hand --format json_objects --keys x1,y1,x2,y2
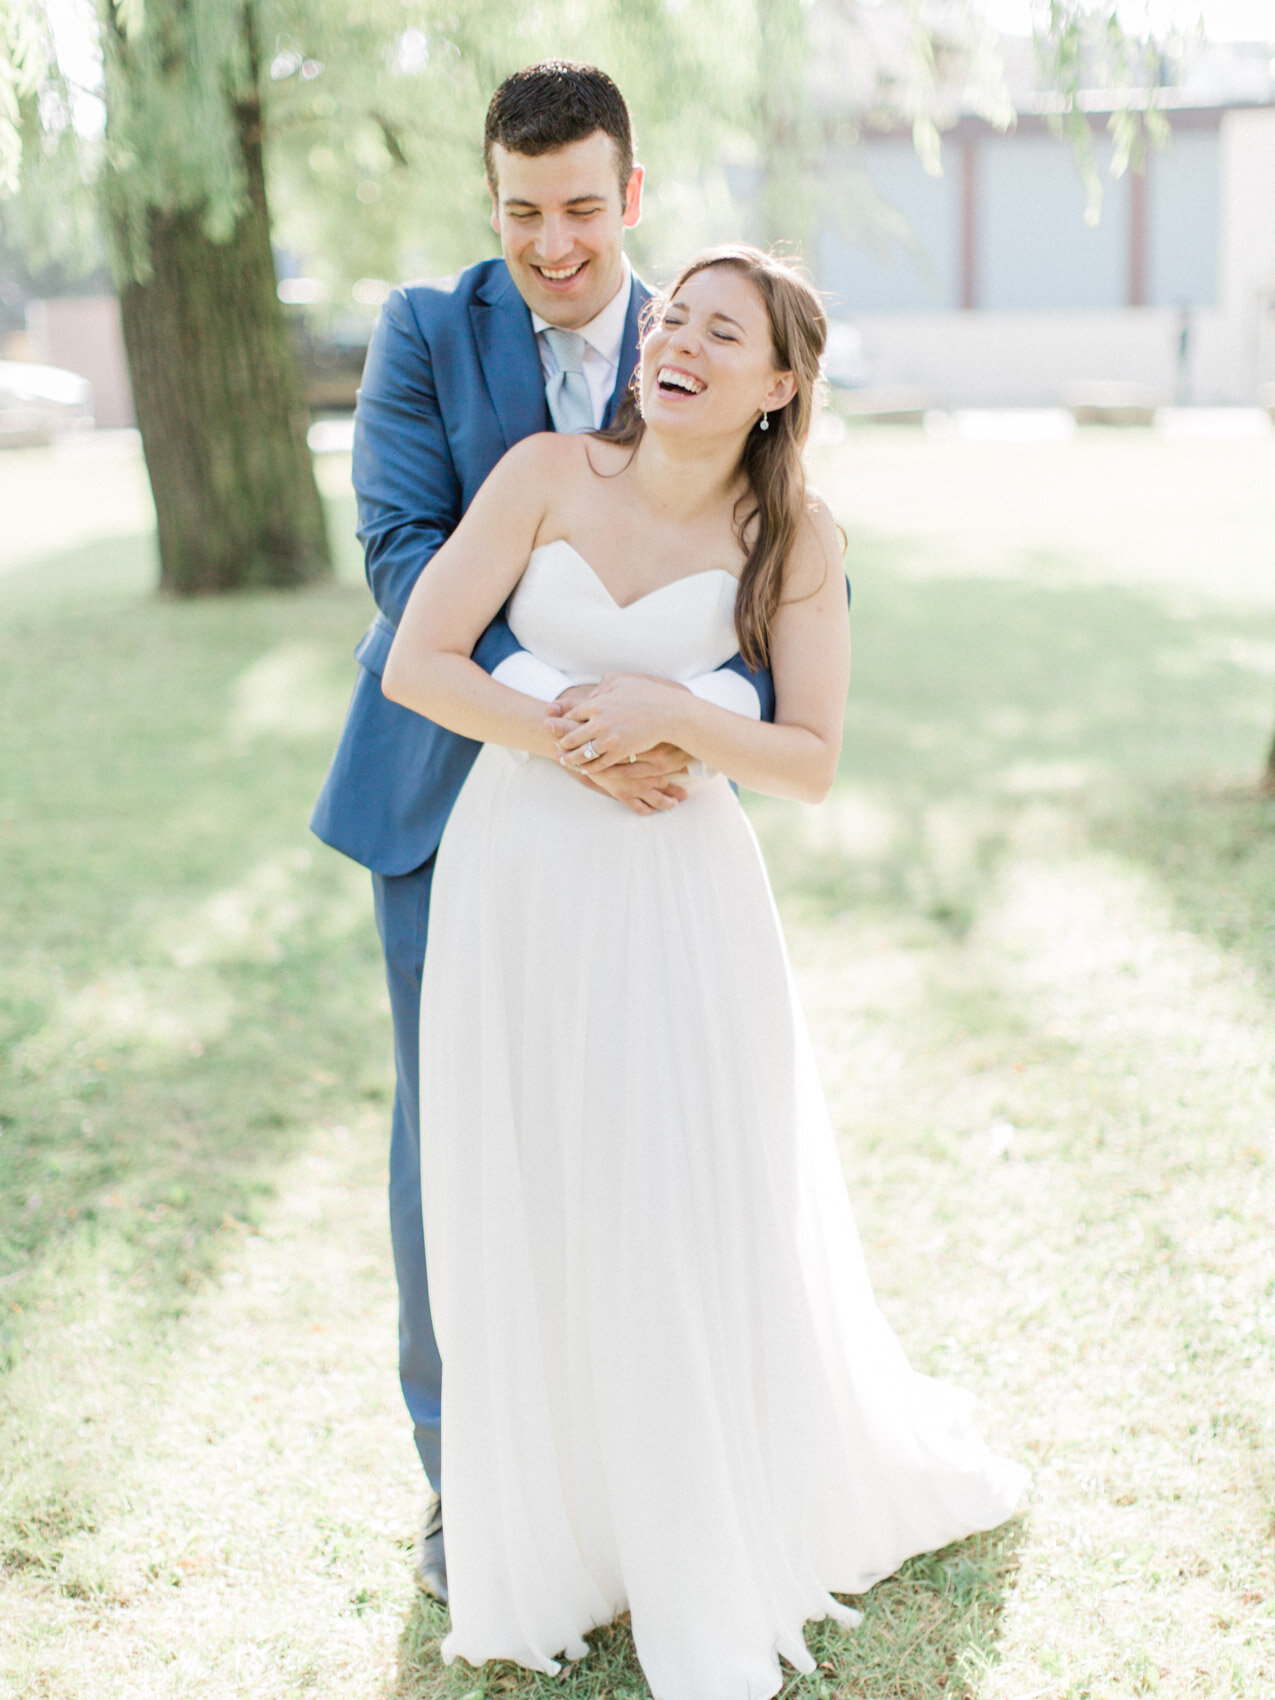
[
  {"x1": 582, "y1": 757, "x2": 690, "y2": 816},
  {"x1": 623, "y1": 740, "x2": 695, "y2": 777},
  {"x1": 551, "y1": 684, "x2": 597, "y2": 713}
]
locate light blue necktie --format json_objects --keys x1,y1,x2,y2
[{"x1": 541, "y1": 328, "x2": 595, "y2": 434}]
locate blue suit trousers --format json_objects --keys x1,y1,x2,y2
[{"x1": 372, "y1": 858, "x2": 442, "y2": 1489}]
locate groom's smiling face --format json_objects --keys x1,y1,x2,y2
[{"x1": 489, "y1": 131, "x2": 643, "y2": 330}]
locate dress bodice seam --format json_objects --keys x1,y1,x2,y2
[{"x1": 527, "y1": 537, "x2": 739, "y2": 613}]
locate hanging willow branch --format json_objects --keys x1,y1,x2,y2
[
  {"x1": 1034, "y1": 0, "x2": 1180, "y2": 224},
  {"x1": 0, "y1": 0, "x2": 53, "y2": 195},
  {"x1": 0, "y1": 0, "x2": 141, "y2": 195}
]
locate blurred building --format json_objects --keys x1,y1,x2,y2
[
  {"x1": 16, "y1": 287, "x2": 372, "y2": 426},
  {"x1": 24, "y1": 295, "x2": 135, "y2": 428},
  {"x1": 817, "y1": 42, "x2": 1275, "y2": 406}
]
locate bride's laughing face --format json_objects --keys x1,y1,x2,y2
[{"x1": 640, "y1": 266, "x2": 796, "y2": 441}]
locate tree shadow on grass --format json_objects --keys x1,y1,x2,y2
[
  {"x1": 747, "y1": 560, "x2": 1275, "y2": 959},
  {"x1": 0, "y1": 905, "x2": 387, "y2": 1309},
  {"x1": 0, "y1": 540, "x2": 388, "y2": 1595},
  {"x1": 0, "y1": 551, "x2": 381, "y2": 1319},
  {"x1": 1086, "y1": 780, "x2": 1275, "y2": 989},
  {"x1": 838, "y1": 553, "x2": 1275, "y2": 799},
  {"x1": 391, "y1": 1518, "x2": 1028, "y2": 1700}
]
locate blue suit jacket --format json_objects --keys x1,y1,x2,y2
[{"x1": 311, "y1": 257, "x2": 775, "y2": 876}]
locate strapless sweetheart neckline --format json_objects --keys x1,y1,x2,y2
[{"x1": 528, "y1": 537, "x2": 738, "y2": 613}]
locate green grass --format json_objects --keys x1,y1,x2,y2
[{"x1": 1, "y1": 429, "x2": 1274, "y2": 1699}]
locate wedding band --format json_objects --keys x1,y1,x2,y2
[{"x1": 583, "y1": 740, "x2": 597, "y2": 762}]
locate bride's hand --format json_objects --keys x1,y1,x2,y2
[
  {"x1": 551, "y1": 674, "x2": 687, "y2": 773},
  {"x1": 545, "y1": 686, "x2": 691, "y2": 814}
]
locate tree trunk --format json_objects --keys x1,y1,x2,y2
[
  {"x1": 115, "y1": 88, "x2": 329, "y2": 595},
  {"x1": 1265, "y1": 719, "x2": 1275, "y2": 795}
]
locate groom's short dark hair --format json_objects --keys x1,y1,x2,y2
[{"x1": 484, "y1": 62, "x2": 635, "y2": 196}]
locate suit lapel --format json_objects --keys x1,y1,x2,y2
[
  {"x1": 471, "y1": 264, "x2": 651, "y2": 441},
  {"x1": 470, "y1": 266, "x2": 549, "y2": 449},
  {"x1": 603, "y1": 275, "x2": 652, "y2": 429}
]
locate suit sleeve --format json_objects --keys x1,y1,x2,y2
[
  {"x1": 716, "y1": 653, "x2": 775, "y2": 723},
  {"x1": 351, "y1": 289, "x2": 527, "y2": 674},
  {"x1": 353, "y1": 290, "x2": 460, "y2": 628}
]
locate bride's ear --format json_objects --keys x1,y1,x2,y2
[{"x1": 763, "y1": 371, "x2": 797, "y2": 412}]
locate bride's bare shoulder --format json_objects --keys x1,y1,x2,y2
[
  {"x1": 581, "y1": 435, "x2": 634, "y2": 477},
  {"x1": 494, "y1": 431, "x2": 623, "y2": 486},
  {"x1": 495, "y1": 432, "x2": 575, "y2": 475},
  {"x1": 782, "y1": 493, "x2": 845, "y2": 602}
]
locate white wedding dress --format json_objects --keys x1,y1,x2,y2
[{"x1": 418, "y1": 539, "x2": 1026, "y2": 1700}]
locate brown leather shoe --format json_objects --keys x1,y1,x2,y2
[{"x1": 415, "y1": 1492, "x2": 447, "y2": 1604}]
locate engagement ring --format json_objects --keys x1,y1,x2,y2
[{"x1": 583, "y1": 740, "x2": 597, "y2": 762}]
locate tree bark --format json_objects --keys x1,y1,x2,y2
[{"x1": 115, "y1": 87, "x2": 330, "y2": 595}]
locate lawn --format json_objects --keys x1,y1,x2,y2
[{"x1": 1, "y1": 424, "x2": 1273, "y2": 1700}]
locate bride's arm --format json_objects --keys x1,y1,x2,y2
[
  {"x1": 381, "y1": 436, "x2": 570, "y2": 760},
  {"x1": 552, "y1": 501, "x2": 849, "y2": 805}
]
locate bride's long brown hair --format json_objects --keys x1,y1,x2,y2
[{"x1": 600, "y1": 245, "x2": 828, "y2": 670}]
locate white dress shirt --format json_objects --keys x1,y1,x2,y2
[{"x1": 531, "y1": 257, "x2": 634, "y2": 429}]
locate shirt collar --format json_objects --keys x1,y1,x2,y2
[{"x1": 532, "y1": 256, "x2": 633, "y2": 365}]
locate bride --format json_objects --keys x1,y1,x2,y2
[{"x1": 382, "y1": 244, "x2": 1026, "y2": 1700}]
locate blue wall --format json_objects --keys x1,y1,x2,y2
[
  {"x1": 815, "y1": 121, "x2": 1221, "y2": 315},
  {"x1": 979, "y1": 135, "x2": 1130, "y2": 310},
  {"x1": 816, "y1": 141, "x2": 960, "y2": 314},
  {"x1": 1147, "y1": 128, "x2": 1219, "y2": 306}
]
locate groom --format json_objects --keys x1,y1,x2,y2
[{"x1": 311, "y1": 61, "x2": 770, "y2": 1601}]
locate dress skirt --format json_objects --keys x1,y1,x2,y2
[{"x1": 418, "y1": 747, "x2": 1026, "y2": 1700}]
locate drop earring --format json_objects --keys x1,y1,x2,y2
[{"x1": 758, "y1": 412, "x2": 769, "y2": 431}]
